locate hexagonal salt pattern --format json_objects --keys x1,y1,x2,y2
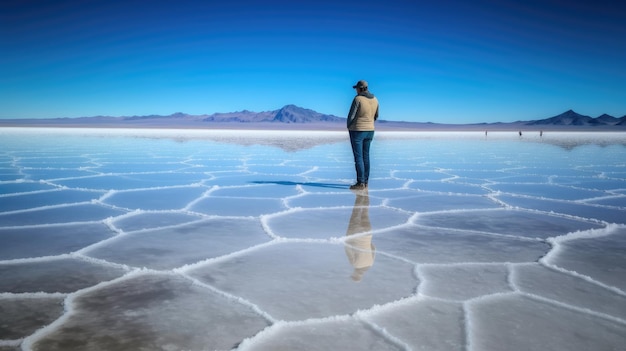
[{"x1": 1, "y1": 129, "x2": 624, "y2": 351}]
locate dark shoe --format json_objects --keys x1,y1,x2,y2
[{"x1": 349, "y1": 182, "x2": 367, "y2": 190}]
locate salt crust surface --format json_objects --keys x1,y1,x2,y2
[{"x1": 0, "y1": 128, "x2": 625, "y2": 351}]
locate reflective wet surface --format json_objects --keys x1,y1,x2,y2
[{"x1": 1, "y1": 128, "x2": 625, "y2": 351}]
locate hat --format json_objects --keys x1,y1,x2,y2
[{"x1": 352, "y1": 80, "x2": 368, "y2": 89}]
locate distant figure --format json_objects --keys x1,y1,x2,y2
[
  {"x1": 540, "y1": 130, "x2": 543, "y2": 137},
  {"x1": 347, "y1": 80, "x2": 379, "y2": 191},
  {"x1": 485, "y1": 130, "x2": 488, "y2": 137},
  {"x1": 344, "y1": 191, "x2": 375, "y2": 282},
  {"x1": 519, "y1": 131, "x2": 522, "y2": 137}
]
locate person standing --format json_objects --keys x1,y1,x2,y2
[{"x1": 347, "y1": 80, "x2": 379, "y2": 190}]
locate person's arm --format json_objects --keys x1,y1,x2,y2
[
  {"x1": 374, "y1": 104, "x2": 379, "y2": 121},
  {"x1": 347, "y1": 98, "x2": 360, "y2": 128}
]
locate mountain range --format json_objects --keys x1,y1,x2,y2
[
  {"x1": 1, "y1": 105, "x2": 625, "y2": 130},
  {"x1": 524, "y1": 109, "x2": 626, "y2": 127},
  {"x1": 200, "y1": 105, "x2": 345, "y2": 124}
]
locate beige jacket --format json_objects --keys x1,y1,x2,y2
[{"x1": 347, "y1": 91, "x2": 379, "y2": 131}]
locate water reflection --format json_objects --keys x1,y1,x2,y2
[{"x1": 344, "y1": 190, "x2": 375, "y2": 282}]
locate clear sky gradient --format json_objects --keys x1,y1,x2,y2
[{"x1": 1, "y1": 0, "x2": 625, "y2": 123}]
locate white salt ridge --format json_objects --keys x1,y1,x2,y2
[{"x1": 0, "y1": 129, "x2": 625, "y2": 350}]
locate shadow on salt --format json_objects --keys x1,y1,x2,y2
[{"x1": 203, "y1": 174, "x2": 308, "y2": 187}]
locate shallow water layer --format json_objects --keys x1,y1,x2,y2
[{"x1": 0, "y1": 128, "x2": 625, "y2": 351}]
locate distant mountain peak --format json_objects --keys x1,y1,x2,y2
[
  {"x1": 526, "y1": 109, "x2": 624, "y2": 126},
  {"x1": 559, "y1": 109, "x2": 586, "y2": 118},
  {"x1": 597, "y1": 113, "x2": 617, "y2": 121},
  {"x1": 527, "y1": 110, "x2": 591, "y2": 126},
  {"x1": 280, "y1": 104, "x2": 300, "y2": 110},
  {"x1": 273, "y1": 104, "x2": 339, "y2": 123},
  {"x1": 202, "y1": 104, "x2": 344, "y2": 124}
]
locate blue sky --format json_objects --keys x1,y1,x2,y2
[{"x1": 1, "y1": 0, "x2": 625, "y2": 123}]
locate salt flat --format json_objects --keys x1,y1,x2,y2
[{"x1": 0, "y1": 128, "x2": 625, "y2": 351}]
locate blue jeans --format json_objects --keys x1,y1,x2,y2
[{"x1": 349, "y1": 130, "x2": 374, "y2": 184}]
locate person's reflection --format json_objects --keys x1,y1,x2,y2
[{"x1": 344, "y1": 190, "x2": 375, "y2": 282}]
